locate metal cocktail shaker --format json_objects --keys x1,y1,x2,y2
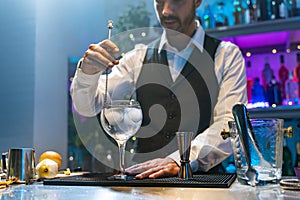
[{"x1": 7, "y1": 148, "x2": 36, "y2": 183}]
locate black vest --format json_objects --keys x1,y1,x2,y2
[{"x1": 132, "y1": 35, "x2": 221, "y2": 163}]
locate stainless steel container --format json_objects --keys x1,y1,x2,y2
[{"x1": 7, "y1": 148, "x2": 36, "y2": 183}]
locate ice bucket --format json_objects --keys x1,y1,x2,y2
[{"x1": 226, "y1": 119, "x2": 293, "y2": 186}]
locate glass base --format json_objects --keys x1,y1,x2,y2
[{"x1": 107, "y1": 174, "x2": 134, "y2": 181}]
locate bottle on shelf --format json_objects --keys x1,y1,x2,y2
[
  {"x1": 266, "y1": 76, "x2": 282, "y2": 106},
  {"x1": 295, "y1": 53, "x2": 300, "y2": 99},
  {"x1": 245, "y1": 0, "x2": 257, "y2": 24},
  {"x1": 285, "y1": 71, "x2": 298, "y2": 105},
  {"x1": 287, "y1": 0, "x2": 297, "y2": 17},
  {"x1": 278, "y1": 55, "x2": 289, "y2": 100},
  {"x1": 202, "y1": 3, "x2": 215, "y2": 29},
  {"x1": 270, "y1": 0, "x2": 280, "y2": 19},
  {"x1": 296, "y1": 142, "x2": 300, "y2": 167},
  {"x1": 215, "y1": 2, "x2": 228, "y2": 27},
  {"x1": 257, "y1": 0, "x2": 270, "y2": 21},
  {"x1": 233, "y1": 0, "x2": 245, "y2": 25},
  {"x1": 262, "y1": 57, "x2": 274, "y2": 89},
  {"x1": 251, "y1": 77, "x2": 266, "y2": 103},
  {"x1": 279, "y1": 0, "x2": 289, "y2": 18},
  {"x1": 295, "y1": 0, "x2": 300, "y2": 16}
]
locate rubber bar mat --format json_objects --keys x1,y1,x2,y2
[{"x1": 43, "y1": 173, "x2": 236, "y2": 188}]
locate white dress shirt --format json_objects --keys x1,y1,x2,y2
[
  {"x1": 70, "y1": 23, "x2": 248, "y2": 172},
  {"x1": 161, "y1": 21, "x2": 201, "y2": 82}
]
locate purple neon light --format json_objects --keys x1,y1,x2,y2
[{"x1": 221, "y1": 31, "x2": 291, "y2": 48}]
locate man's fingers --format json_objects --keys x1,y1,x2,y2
[
  {"x1": 83, "y1": 40, "x2": 120, "y2": 69},
  {"x1": 135, "y1": 167, "x2": 162, "y2": 179},
  {"x1": 126, "y1": 164, "x2": 151, "y2": 175},
  {"x1": 148, "y1": 170, "x2": 166, "y2": 179},
  {"x1": 126, "y1": 158, "x2": 180, "y2": 179},
  {"x1": 88, "y1": 44, "x2": 116, "y2": 65},
  {"x1": 101, "y1": 39, "x2": 120, "y2": 54},
  {"x1": 149, "y1": 163, "x2": 179, "y2": 179},
  {"x1": 136, "y1": 167, "x2": 173, "y2": 179},
  {"x1": 84, "y1": 48, "x2": 114, "y2": 68}
]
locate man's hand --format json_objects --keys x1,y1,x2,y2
[
  {"x1": 125, "y1": 157, "x2": 180, "y2": 179},
  {"x1": 81, "y1": 40, "x2": 119, "y2": 75}
]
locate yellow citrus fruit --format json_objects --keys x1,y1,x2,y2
[
  {"x1": 38, "y1": 151, "x2": 62, "y2": 169},
  {"x1": 36, "y1": 158, "x2": 58, "y2": 178}
]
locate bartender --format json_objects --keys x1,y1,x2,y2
[{"x1": 70, "y1": 0, "x2": 247, "y2": 179}]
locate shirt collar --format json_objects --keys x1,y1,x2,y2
[{"x1": 158, "y1": 20, "x2": 205, "y2": 54}]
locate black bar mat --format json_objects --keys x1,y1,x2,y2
[{"x1": 43, "y1": 173, "x2": 236, "y2": 188}]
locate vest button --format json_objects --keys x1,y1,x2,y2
[
  {"x1": 168, "y1": 113, "x2": 175, "y2": 119},
  {"x1": 170, "y1": 94, "x2": 176, "y2": 100},
  {"x1": 165, "y1": 132, "x2": 175, "y2": 140},
  {"x1": 165, "y1": 132, "x2": 171, "y2": 139}
]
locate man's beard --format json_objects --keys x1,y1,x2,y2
[{"x1": 160, "y1": 3, "x2": 196, "y2": 36}]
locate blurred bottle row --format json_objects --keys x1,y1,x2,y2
[
  {"x1": 198, "y1": 0, "x2": 300, "y2": 29},
  {"x1": 248, "y1": 53, "x2": 300, "y2": 108}
]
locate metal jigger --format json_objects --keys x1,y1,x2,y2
[{"x1": 176, "y1": 132, "x2": 193, "y2": 180}]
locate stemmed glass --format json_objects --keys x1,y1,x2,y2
[{"x1": 100, "y1": 99, "x2": 142, "y2": 180}]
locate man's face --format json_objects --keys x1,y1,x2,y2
[{"x1": 154, "y1": 0, "x2": 199, "y2": 36}]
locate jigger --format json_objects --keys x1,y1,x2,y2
[{"x1": 176, "y1": 132, "x2": 193, "y2": 180}]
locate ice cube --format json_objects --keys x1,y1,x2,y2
[
  {"x1": 104, "y1": 108, "x2": 124, "y2": 125},
  {"x1": 121, "y1": 108, "x2": 142, "y2": 130},
  {"x1": 125, "y1": 108, "x2": 142, "y2": 123}
]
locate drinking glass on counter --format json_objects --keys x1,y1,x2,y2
[{"x1": 100, "y1": 99, "x2": 142, "y2": 180}]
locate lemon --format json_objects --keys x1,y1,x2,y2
[
  {"x1": 36, "y1": 159, "x2": 58, "y2": 178},
  {"x1": 38, "y1": 151, "x2": 62, "y2": 169}
]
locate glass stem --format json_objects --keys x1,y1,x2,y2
[{"x1": 118, "y1": 141, "x2": 127, "y2": 175}]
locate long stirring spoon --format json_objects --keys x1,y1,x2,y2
[{"x1": 104, "y1": 20, "x2": 114, "y2": 107}]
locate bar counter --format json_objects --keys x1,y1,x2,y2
[
  {"x1": 248, "y1": 105, "x2": 300, "y2": 120},
  {"x1": 1, "y1": 179, "x2": 299, "y2": 200}
]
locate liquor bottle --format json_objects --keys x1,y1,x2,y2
[
  {"x1": 262, "y1": 57, "x2": 274, "y2": 89},
  {"x1": 282, "y1": 137, "x2": 294, "y2": 176},
  {"x1": 215, "y1": 2, "x2": 228, "y2": 27},
  {"x1": 202, "y1": 3, "x2": 215, "y2": 29},
  {"x1": 270, "y1": 0, "x2": 280, "y2": 19},
  {"x1": 297, "y1": 0, "x2": 300, "y2": 16},
  {"x1": 279, "y1": 0, "x2": 289, "y2": 18},
  {"x1": 233, "y1": 0, "x2": 244, "y2": 25},
  {"x1": 296, "y1": 142, "x2": 300, "y2": 167},
  {"x1": 245, "y1": 0, "x2": 257, "y2": 24},
  {"x1": 278, "y1": 55, "x2": 289, "y2": 100},
  {"x1": 295, "y1": 53, "x2": 300, "y2": 99},
  {"x1": 257, "y1": 0, "x2": 269, "y2": 21},
  {"x1": 285, "y1": 71, "x2": 298, "y2": 104},
  {"x1": 287, "y1": 0, "x2": 297, "y2": 17}
]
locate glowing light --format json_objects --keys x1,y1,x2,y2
[
  {"x1": 246, "y1": 52, "x2": 251, "y2": 57},
  {"x1": 106, "y1": 154, "x2": 112, "y2": 160},
  {"x1": 288, "y1": 101, "x2": 293, "y2": 106},
  {"x1": 130, "y1": 149, "x2": 135, "y2": 154},
  {"x1": 69, "y1": 156, "x2": 74, "y2": 161},
  {"x1": 286, "y1": 49, "x2": 291, "y2": 53},
  {"x1": 246, "y1": 102, "x2": 269, "y2": 109},
  {"x1": 271, "y1": 104, "x2": 277, "y2": 108},
  {"x1": 297, "y1": 45, "x2": 300, "y2": 50},
  {"x1": 129, "y1": 33, "x2": 134, "y2": 39},
  {"x1": 272, "y1": 49, "x2": 277, "y2": 54},
  {"x1": 132, "y1": 136, "x2": 136, "y2": 141},
  {"x1": 141, "y1": 32, "x2": 146, "y2": 37}
]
